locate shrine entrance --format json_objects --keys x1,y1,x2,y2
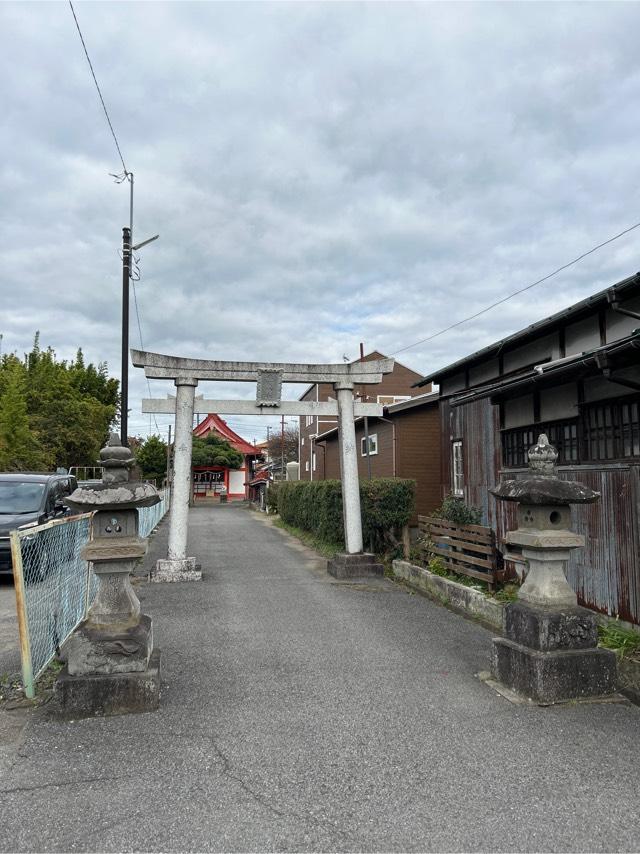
[{"x1": 132, "y1": 349, "x2": 394, "y2": 581}]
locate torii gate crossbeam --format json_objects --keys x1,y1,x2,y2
[{"x1": 132, "y1": 349, "x2": 394, "y2": 582}]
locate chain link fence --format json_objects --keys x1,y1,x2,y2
[
  {"x1": 11, "y1": 513, "x2": 94, "y2": 698},
  {"x1": 138, "y1": 488, "x2": 170, "y2": 538},
  {"x1": 10, "y1": 488, "x2": 170, "y2": 698}
]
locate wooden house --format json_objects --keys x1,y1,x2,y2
[
  {"x1": 298, "y1": 350, "x2": 429, "y2": 480},
  {"x1": 414, "y1": 272, "x2": 640, "y2": 623},
  {"x1": 314, "y1": 391, "x2": 442, "y2": 525}
]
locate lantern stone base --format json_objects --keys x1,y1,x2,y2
[
  {"x1": 153, "y1": 557, "x2": 201, "y2": 582},
  {"x1": 327, "y1": 553, "x2": 384, "y2": 579},
  {"x1": 54, "y1": 649, "x2": 161, "y2": 718},
  {"x1": 491, "y1": 602, "x2": 617, "y2": 704},
  {"x1": 66, "y1": 614, "x2": 153, "y2": 675}
]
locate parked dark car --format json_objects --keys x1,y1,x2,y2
[{"x1": 0, "y1": 473, "x2": 78, "y2": 579}]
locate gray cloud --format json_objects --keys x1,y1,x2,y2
[{"x1": 1, "y1": 1, "x2": 640, "y2": 441}]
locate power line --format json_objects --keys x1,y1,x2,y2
[
  {"x1": 68, "y1": 1, "x2": 127, "y2": 173},
  {"x1": 390, "y1": 219, "x2": 640, "y2": 357}
]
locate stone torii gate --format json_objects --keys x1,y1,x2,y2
[{"x1": 132, "y1": 349, "x2": 394, "y2": 581}]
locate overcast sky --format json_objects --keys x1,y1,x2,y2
[{"x1": 1, "y1": 1, "x2": 639, "y2": 443}]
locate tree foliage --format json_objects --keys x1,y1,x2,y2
[
  {"x1": 191, "y1": 432, "x2": 243, "y2": 469},
  {"x1": 135, "y1": 435, "x2": 168, "y2": 481},
  {"x1": 0, "y1": 334, "x2": 119, "y2": 471},
  {"x1": 264, "y1": 424, "x2": 299, "y2": 465}
]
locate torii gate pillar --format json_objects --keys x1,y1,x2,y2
[
  {"x1": 326, "y1": 382, "x2": 384, "y2": 579},
  {"x1": 155, "y1": 378, "x2": 202, "y2": 582}
]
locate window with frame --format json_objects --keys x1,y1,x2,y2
[
  {"x1": 312, "y1": 452, "x2": 316, "y2": 471},
  {"x1": 452, "y1": 440, "x2": 464, "y2": 496},
  {"x1": 502, "y1": 419, "x2": 579, "y2": 468},
  {"x1": 360, "y1": 434, "x2": 378, "y2": 456},
  {"x1": 583, "y1": 397, "x2": 640, "y2": 461},
  {"x1": 305, "y1": 461, "x2": 309, "y2": 472},
  {"x1": 501, "y1": 396, "x2": 640, "y2": 467}
]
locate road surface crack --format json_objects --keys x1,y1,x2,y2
[{"x1": 193, "y1": 728, "x2": 352, "y2": 846}]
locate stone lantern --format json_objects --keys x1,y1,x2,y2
[
  {"x1": 55, "y1": 434, "x2": 162, "y2": 717},
  {"x1": 489, "y1": 434, "x2": 616, "y2": 704}
]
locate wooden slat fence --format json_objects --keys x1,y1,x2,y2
[{"x1": 418, "y1": 515, "x2": 505, "y2": 591}]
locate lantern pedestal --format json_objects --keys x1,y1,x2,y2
[{"x1": 492, "y1": 601, "x2": 616, "y2": 704}]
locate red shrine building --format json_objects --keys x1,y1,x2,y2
[{"x1": 192, "y1": 415, "x2": 262, "y2": 502}]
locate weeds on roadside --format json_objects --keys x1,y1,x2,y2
[{"x1": 597, "y1": 622, "x2": 640, "y2": 660}]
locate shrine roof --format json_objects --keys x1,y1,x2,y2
[{"x1": 193, "y1": 414, "x2": 261, "y2": 455}]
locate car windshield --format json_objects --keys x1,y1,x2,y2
[{"x1": 0, "y1": 482, "x2": 46, "y2": 514}]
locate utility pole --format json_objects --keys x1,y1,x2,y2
[
  {"x1": 360, "y1": 342, "x2": 372, "y2": 479},
  {"x1": 119, "y1": 171, "x2": 158, "y2": 448},
  {"x1": 280, "y1": 415, "x2": 285, "y2": 480},
  {"x1": 120, "y1": 225, "x2": 131, "y2": 446},
  {"x1": 166, "y1": 424, "x2": 172, "y2": 488}
]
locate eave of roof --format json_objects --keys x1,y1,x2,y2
[
  {"x1": 386, "y1": 390, "x2": 439, "y2": 413},
  {"x1": 414, "y1": 272, "x2": 640, "y2": 387},
  {"x1": 449, "y1": 331, "x2": 640, "y2": 407},
  {"x1": 314, "y1": 390, "x2": 440, "y2": 442}
]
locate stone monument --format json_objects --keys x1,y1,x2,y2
[
  {"x1": 54, "y1": 434, "x2": 162, "y2": 716},
  {"x1": 490, "y1": 434, "x2": 617, "y2": 704}
]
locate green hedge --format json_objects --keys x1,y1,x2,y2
[{"x1": 272, "y1": 478, "x2": 415, "y2": 552}]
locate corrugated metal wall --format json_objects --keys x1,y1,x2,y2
[{"x1": 441, "y1": 397, "x2": 640, "y2": 624}]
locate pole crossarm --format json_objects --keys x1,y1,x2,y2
[
  {"x1": 142, "y1": 398, "x2": 385, "y2": 417},
  {"x1": 131, "y1": 349, "x2": 394, "y2": 385}
]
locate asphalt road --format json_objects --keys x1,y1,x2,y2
[{"x1": 1, "y1": 505, "x2": 639, "y2": 853}]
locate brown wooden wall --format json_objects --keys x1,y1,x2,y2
[
  {"x1": 315, "y1": 402, "x2": 441, "y2": 523},
  {"x1": 394, "y1": 404, "x2": 442, "y2": 522},
  {"x1": 298, "y1": 353, "x2": 427, "y2": 481}
]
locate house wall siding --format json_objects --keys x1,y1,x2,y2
[
  {"x1": 317, "y1": 403, "x2": 442, "y2": 523},
  {"x1": 298, "y1": 353, "x2": 426, "y2": 480},
  {"x1": 394, "y1": 405, "x2": 442, "y2": 521}
]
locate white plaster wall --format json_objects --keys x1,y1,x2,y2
[
  {"x1": 504, "y1": 394, "x2": 535, "y2": 428},
  {"x1": 441, "y1": 372, "x2": 466, "y2": 395},
  {"x1": 606, "y1": 298, "x2": 640, "y2": 342},
  {"x1": 583, "y1": 368, "x2": 640, "y2": 402},
  {"x1": 229, "y1": 470, "x2": 246, "y2": 495},
  {"x1": 540, "y1": 383, "x2": 579, "y2": 421},
  {"x1": 469, "y1": 358, "x2": 500, "y2": 386},
  {"x1": 565, "y1": 316, "x2": 600, "y2": 355},
  {"x1": 503, "y1": 333, "x2": 560, "y2": 373}
]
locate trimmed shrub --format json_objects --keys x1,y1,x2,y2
[
  {"x1": 433, "y1": 493, "x2": 482, "y2": 526},
  {"x1": 266, "y1": 482, "x2": 280, "y2": 514},
  {"x1": 275, "y1": 478, "x2": 415, "y2": 552}
]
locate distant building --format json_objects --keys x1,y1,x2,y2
[
  {"x1": 192, "y1": 414, "x2": 262, "y2": 501},
  {"x1": 298, "y1": 350, "x2": 429, "y2": 480}
]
